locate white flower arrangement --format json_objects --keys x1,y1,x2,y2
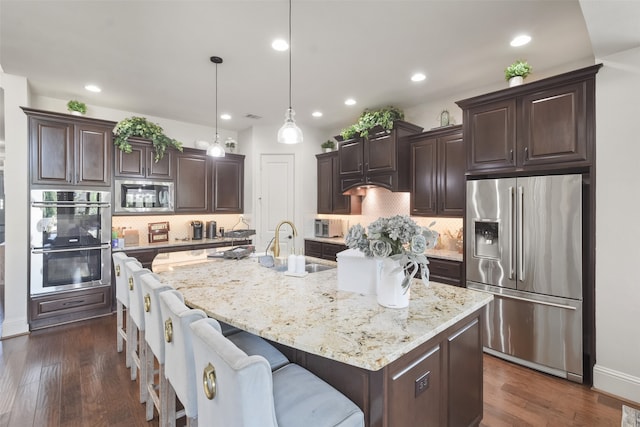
[{"x1": 344, "y1": 215, "x2": 438, "y2": 292}]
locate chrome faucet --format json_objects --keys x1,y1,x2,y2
[{"x1": 271, "y1": 220, "x2": 298, "y2": 258}]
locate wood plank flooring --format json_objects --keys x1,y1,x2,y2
[{"x1": 0, "y1": 313, "x2": 637, "y2": 426}]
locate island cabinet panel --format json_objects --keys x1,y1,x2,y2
[
  {"x1": 114, "y1": 138, "x2": 173, "y2": 179},
  {"x1": 457, "y1": 64, "x2": 601, "y2": 175},
  {"x1": 175, "y1": 150, "x2": 209, "y2": 212},
  {"x1": 211, "y1": 154, "x2": 244, "y2": 213},
  {"x1": 25, "y1": 108, "x2": 115, "y2": 187},
  {"x1": 428, "y1": 258, "x2": 463, "y2": 287}
]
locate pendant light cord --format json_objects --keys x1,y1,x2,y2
[
  {"x1": 215, "y1": 61, "x2": 218, "y2": 139},
  {"x1": 288, "y1": 0, "x2": 292, "y2": 110}
]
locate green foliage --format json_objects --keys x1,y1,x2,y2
[
  {"x1": 340, "y1": 106, "x2": 404, "y2": 140},
  {"x1": 113, "y1": 116, "x2": 183, "y2": 162},
  {"x1": 321, "y1": 140, "x2": 335, "y2": 149},
  {"x1": 505, "y1": 60, "x2": 532, "y2": 80},
  {"x1": 66, "y1": 100, "x2": 87, "y2": 114}
]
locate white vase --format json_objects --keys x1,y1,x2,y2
[
  {"x1": 376, "y1": 257, "x2": 410, "y2": 309},
  {"x1": 324, "y1": 148, "x2": 333, "y2": 153},
  {"x1": 509, "y1": 76, "x2": 524, "y2": 87}
]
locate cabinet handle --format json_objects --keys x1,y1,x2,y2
[
  {"x1": 524, "y1": 147, "x2": 529, "y2": 160},
  {"x1": 68, "y1": 173, "x2": 72, "y2": 183},
  {"x1": 509, "y1": 149, "x2": 514, "y2": 162},
  {"x1": 358, "y1": 162, "x2": 362, "y2": 172},
  {"x1": 76, "y1": 173, "x2": 79, "y2": 183},
  {"x1": 147, "y1": 167, "x2": 150, "y2": 176}
]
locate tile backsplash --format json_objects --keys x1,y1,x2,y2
[{"x1": 113, "y1": 214, "x2": 243, "y2": 243}]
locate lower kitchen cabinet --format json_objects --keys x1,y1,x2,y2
[
  {"x1": 29, "y1": 285, "x2": 112, "y2": 330},
  {"x1": 304, "y1": 239, "x2": 347, "y2": 261},
  {"x1": 428, "y1": 257, "x2": 463, "y2": 287}
]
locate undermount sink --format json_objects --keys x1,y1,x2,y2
[{"x1": 304, "y1": 263, "x2": 335, "y2": 273}]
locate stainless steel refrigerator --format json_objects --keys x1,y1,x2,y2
[{"x1": 466, "y1": 174, "x2": 583, "y2": 382}]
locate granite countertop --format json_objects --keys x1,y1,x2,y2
[
  {"x1": 305, "y1": 236, "x2": 464, "y2": 262},
  {"x1": 113, "y1": 237, "x2": 248, "y2": 252},
  {"x1": 154, "y1": 251, "x2": 491, "y2": 372}
]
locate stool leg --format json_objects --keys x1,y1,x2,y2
[
  {"x1": 130, "y1": 326, "x2": 138, "y2": 381},
  {"x1": 117, "y1": 301, "x2": 124, "y2": 353},
  {"x1": 139, "y1": 330, "x2": 148, "y2": 404},
  {"x1": 166, "y1": 381, "x2": 177, "y2": 427},
  {"x1": 126, "y1": 311, "x2": 134, "y2": 369},
  {"x1": 159, "y1": 364, "x2": 169, "y2": 427},
  {"x1": 186, "y1": 417, "x2": 198, "y2": 427}
]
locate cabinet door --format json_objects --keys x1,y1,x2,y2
[
  {"x1": 410, "y1": 137, "x2": 437, "y2": 216},
  {"x1": 331, "y1": 154, "x2": 353, "y2": 214},
  {"x1": 366, "y1": 132, "x2": 396, "y2": 174},
  {"x1": 75, "y1": 122, "x2": 112, "y2": 187},
  {"x1": 316, "y1": 154, "x2": 333, "y2": 214},
  {"x1": 438, "y1": 131, "x2": 465, "y2": 216},
  {"x1": 466, "y1": 99, "x2": 516, "y2": 172},
  {"x1": 212, "y1": 155, "x2": 244, "y2": 213},
  {"x1": 147, "y1": 148, "x2": 173, "y2": 178},
  {"x1": 175, "y1": 152, "x2": 209, "y2": 212},
  {"x1": 338, "y1": 138, "x2": 364, "y2": 176},
  {"x1": 519, "y1": 81, "x2": 588, "y2": 167},
  {"x1": 115, "y1": 141, "x2": 146, "y2": 178},
  {"x1": 30, "y1": 117, "x2": 74, "y2": 185}
]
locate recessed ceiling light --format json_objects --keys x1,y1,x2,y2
[
  {"x1": 345, "y1": 98, "x2": 356, "y2": 106},
  {"x1": 510, "y1": 35, "x2": 531, "y2": 47},
  {"x1": 312, "y1": 111, "x2": 323, "y2": 118},
  {"x1": 272, "y1": 39, "x2": 289, "y2": 51},
  {"x1": 411, "y1": 73, "x2": 426, "y2": 82},
  {"x1": 84, "y1": 84, "x2": 101, "y2": 93},
  {"x1": 220, "y1": 113, "x2": 231, "y2": 120}
]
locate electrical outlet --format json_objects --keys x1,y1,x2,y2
[{"x1": 415, "y1": 371, "x2": 430, "y2": 397}]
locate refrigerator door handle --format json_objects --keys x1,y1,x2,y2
[
  {"x1": 508, "y1": 186, "x2": 515, "y2": 280},
  {"x1": 518, "y1": 186, "x2": 525, "y2": 282}
]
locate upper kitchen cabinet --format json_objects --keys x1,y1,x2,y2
[
  {"x1": 24, "y1": 108, "x2": 115, "y2": 188},
  {"x1": 338, "y1": 120, "x2": 423, "y2": 193},
  {"x1": 175, "y1": 148, "x2": 209, "y2": 213},
  {"x1": 114, "y1": 137, "x2": 173, "y2": 179},
  {"x1": 211, "y1": 154, "x2": 244, "y2": 213},
  {"x1": 457, "y1": 64, "x2": 602, "y2": 174},
  {"x1": 410, "y1": 125, "x2": 465, "y2": 217},
  {"x1": 316, "y1": 152, "x2": 361, "y2": 215}
]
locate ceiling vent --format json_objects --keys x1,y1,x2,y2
[{"x1": 244, "y1": 113, "x2": 262, "y2": 120}]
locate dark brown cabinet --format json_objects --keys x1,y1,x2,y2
[
  {"x1": 175, "y1": 149, "x2": 209, "y2": 213},
  {"x1": 29, "y1": 285, "x2": 112, "y2": 330},
  {"x1": 428, "y1": 257, "x2": 463, "y2": 287},
  {"x1": 457, "y1": 64, "x2": 600, "y2": 174},
  {"x1": 114, "y1": 138, "x2": 173, "y2": 179},
  {"x1": 410, "y1": 125, "x2": 464, "y2": 217},
  {"x1": 304, "y1": 239, "x2": 347, "y2": 261},
  {"x1": 211, "y1": 154, "x2": 244, "y2": 213},
  {"x1": 25, "y1": 108, "x2": 114, "y2": 187},
  {"x1": 338, "y1": 121, "x2": 423, "y2": 193},
  {"x1": 316, "y1": 152, "x2": 360, "y2": 215}
]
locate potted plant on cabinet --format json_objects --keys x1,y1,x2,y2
[
  {"x1": 67, "y1": 100, "x2": 87, "y2": 116},
  {"x1": 321, "y1": 140, "x2": 336, "y2": 152},
  {"x1": 225, "y1": 138, "x2": 237, "y2": 153},
  {"x1": 113, "y1": 116, "x2": 183, "y2": 162},
  {"x1": 505, "y1": 60, "x2": 532, "y2": 87},
  {"x1": 339, "y1": 106, "x2": 405, "y2": 140}
]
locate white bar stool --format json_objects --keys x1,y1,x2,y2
[
  {"x1": 158, "y1": 290, "x2": 290, "y2": 427},
  {"x1": 189, "y1": 317, "x2": 365, "y2": 427},
  {"x1": 112, "y1": 252, "x2": 139, "y2": 367}
]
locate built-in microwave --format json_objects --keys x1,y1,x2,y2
[{"x1": 114, "y1": 180, "x2": 174, "y2": 213}]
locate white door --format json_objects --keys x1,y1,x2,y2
[{"x1": 258, "y1": 154, "x2": 295, "y2": 257}]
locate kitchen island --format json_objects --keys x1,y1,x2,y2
[{"x1": 153, "y1": 250, "x2": 492, "y2": 427}]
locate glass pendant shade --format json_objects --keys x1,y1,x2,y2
[
  {"x1": 207, "y1": 135, "x2": 225, "y2": 157},
  {"x1": 277, "y1": 108, "x2": 303, "y2": 144}
]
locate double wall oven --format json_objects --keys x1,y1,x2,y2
[{"x1": 30, "y1": 190, "x2": 111, "y2": 295}]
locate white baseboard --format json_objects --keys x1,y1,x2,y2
[
  {"x1": 593, "y1": 364, "x2": 640, "y2": 404},
  {"x1": 1, "y1": 317, "x2": 29, "y2": 339}
]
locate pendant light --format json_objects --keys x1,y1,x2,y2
[
  {"x1": 207, "y1": 55, "x2": 226, "y2": 157},
  {"x1": 277, "y1": 0, "x2": 303, "y2": 144}
]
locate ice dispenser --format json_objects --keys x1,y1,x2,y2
[{"x1": 473, "y1": 221, "x2": 500, "y2": 259}]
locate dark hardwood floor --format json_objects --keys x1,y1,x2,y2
[{"x1": 0, "y1": 314, "x2": 636, "y2": 426}]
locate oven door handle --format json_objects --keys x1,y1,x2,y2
[
  {"x1": 31, "y1": 202, "x2": 111, "y2": 208},
  {"x1": 31, "y1": 243, "x2": 111, "y2": 254}
]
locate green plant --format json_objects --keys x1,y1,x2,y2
[
  {"x1": 67, "y1": 100, "x2": 87, "y2": 114},
  {"x1": 113, "y1": 116, "x2": 183, "y2": 162},
  {"x1": 340, "y1": 106, "x2": 404, "y2": 140},
  {"x1": 321, "y1": 140, "x2": 335, "y2": 149},
  {"x1": 225, "y1": 140, "x2": 236, "y2": 149},
  {"x1": 505, "y1": 60, "x2": 532, "y2": 80}
]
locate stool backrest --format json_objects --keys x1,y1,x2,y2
[
  {"x1": 112, "y1": 252, "x2": 139, "y2": 305},
  {"x1": 159, "y1": 289, "x2": 208, "y2": 419},
  {"x1": 124, "y1": 260, "x2": 155, "y2": 331},
  {"x1": 140, "y1": 274, "x2": 173, "y2": 363},
  {"x1": 190, "y1": 318, "x2": 278, "y2": 427}
]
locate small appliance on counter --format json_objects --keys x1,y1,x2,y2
[
  {"x1": 191, "y1": 220, "x2": 203, "y2": 240},
  {"x1": 314, "y1": 219, "x2": 343, "y2": 238},
  {"x1": 206, "y1": 221, "x2": 217, "y2": 239}
]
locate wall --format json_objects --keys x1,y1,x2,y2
[
  {"x1": 593, "y1": 47, "x2": 640, "y2": 403},
  {"x1": 0, "y1": 72, "x2": 30, "y2": 337}
]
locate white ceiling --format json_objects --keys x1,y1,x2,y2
[{"x1": 0, "y1": 1, "x2": 638, "y2": 135}]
